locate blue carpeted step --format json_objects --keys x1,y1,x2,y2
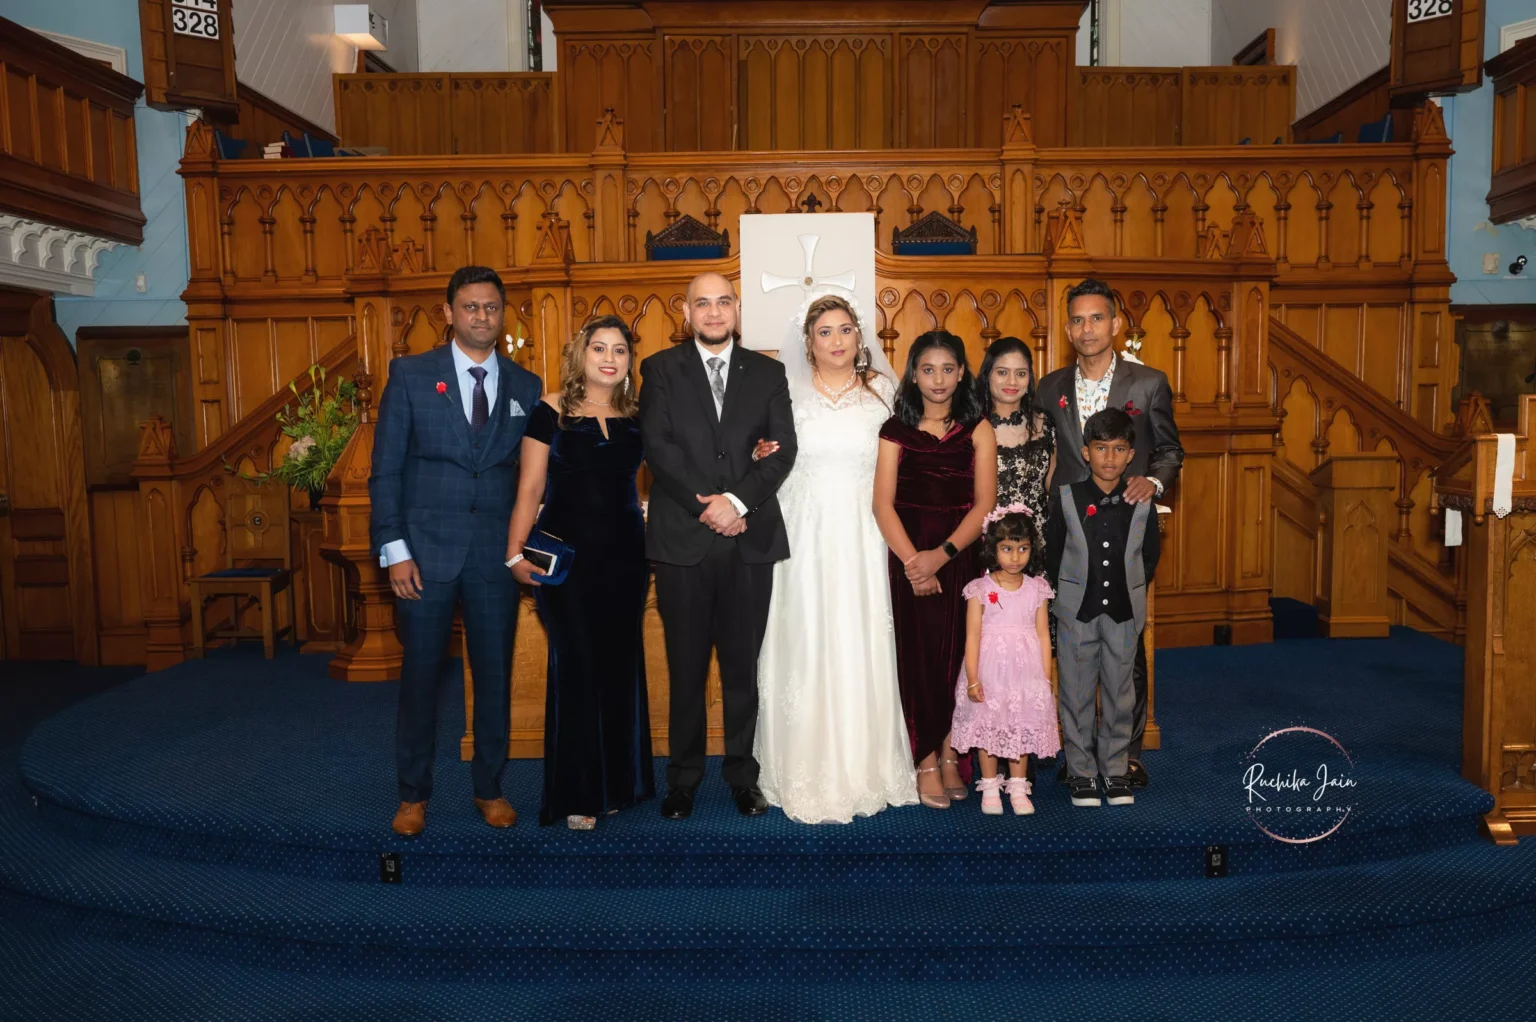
[
  {"x1": 4, "y1": 771, "x2": 1535, "y2": 982},
  {"x1": 5, "y1": 892, "x2": 1536, "y2": 1022},
  {"x1": 16, "y1": 632, "x2": 1493, "y2": 886}
]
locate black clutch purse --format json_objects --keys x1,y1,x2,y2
[{"x1": 520, "y1": 529, "x2": 573, "y2": 585}]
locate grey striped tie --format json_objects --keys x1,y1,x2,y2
[{"x1": 706, "y1": 356, "x2": 726, "y2": 416}]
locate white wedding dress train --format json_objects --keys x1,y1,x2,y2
[{"x1": 755, "y1": 373, "x2": 918, "y2": 823}]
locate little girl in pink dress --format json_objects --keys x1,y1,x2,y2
[{"x1": 951, "y1": 506, "x2": 1059, "y2": 815}]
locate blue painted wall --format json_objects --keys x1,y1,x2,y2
[
  {"x1": 4, "y1": 0, "x2": 190, "y2": 342},
  {"x1": 1443, "y1": 0, "x2": 1536, "y2": 306}
]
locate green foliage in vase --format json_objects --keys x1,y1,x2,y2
[{"x1": 264, "y1": 365, "x2": 358, "y2": 496}]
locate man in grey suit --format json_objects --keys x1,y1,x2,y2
[{"x1": 1037, "y1": 278, "x2": 1183, "y2": 788}]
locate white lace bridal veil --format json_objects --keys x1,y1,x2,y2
[{"x1": 777, "y1": 289, "x2": 898, "y2": 393}]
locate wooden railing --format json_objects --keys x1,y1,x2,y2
[
  {"x1": 180, "y1": 102, "x2": 1456, "y2": 446},
  {"x1": 1073, "y1": 65, "x2": 1295, "y2": 147},
  {"x1": 130, "y1": 335, "x2": 357, "y2": 670},
  {"x1": 1267, "y1": 318, "x2": 1465, "y2": 640},
  {"x1": 0, "y1": 15, "x2": 145, "y2": 242}
]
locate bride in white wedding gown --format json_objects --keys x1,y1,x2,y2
[{"x1": 755, "y1": 294, "x2": 919, "y2": 823}]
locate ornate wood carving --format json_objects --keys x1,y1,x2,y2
[{"x1": 1486, "y1": 36, "x2": 1536, "y2": 223}]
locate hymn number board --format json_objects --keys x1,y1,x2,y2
[
  {"x1": 1406, "y1": 0, "x2": 1454, "y2": 24},
  {"x1": 140, "y1": 0, "x2": 238, "y2": 115},
  {"x1": 171, "y1": 0, "x2": 221, "y2": 40},
  {"x1": 1389, "y1": 0, "x2": 1485, "y2": 101}
]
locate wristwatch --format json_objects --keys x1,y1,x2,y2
[{"x1": 941, "y1": 540, "x2": 959, "y2": 560}]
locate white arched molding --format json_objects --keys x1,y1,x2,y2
[{"x1": 0, "y1": 215, "x2": 120, "y2": 296}]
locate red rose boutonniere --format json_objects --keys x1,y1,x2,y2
[
  {"x1": 1086, "y1": 503, "x2": 1099, "y2": 517},
  {"x1": 1123, "y1": 400, "x2": 1142, "y2": 416},
  {"x1": 988, "y1": 591, "x2": 1000, "y2": 604},
  {"x1": 436, "y1": 381, "x2": 448, "y2": 395},
  {"x1": 1059, "y1": 395, "x2": 1069, "y2": 409}
]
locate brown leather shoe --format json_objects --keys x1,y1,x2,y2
[
  {"x1": 392, "y1": 800, "x2": 427, "y2": 837},
  {"x1": 474, "y1": 796, "x2": 518, "y2": 828}
]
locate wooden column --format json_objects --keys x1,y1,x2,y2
[
  {"x1": 588, "y1": 110, "x2": 630, "y2": 262},
  {"x1": 998, "y1": 106, "x2": 1037, "y2": 255},
  {"x1": 1407, "y1": 102, "x2": 1455, "y2": 433},
  {"x1": 131, "y1": 417, "x2": 190, "y2": 670},
  {"x1": 179, "y1": 120, "x2": 230, "y2": 450},
  {"x1": 1437, "y1": 395, "x2": 1536, "y2": 844},
  {"x1": 1310, "y1": 452, "x2": 1397, "y2": 638}
]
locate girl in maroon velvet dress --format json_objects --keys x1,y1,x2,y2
[{"x1": 874, "y1": 331, "x2": 997, "y2": 809}]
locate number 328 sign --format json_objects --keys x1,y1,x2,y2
[
  {"x1": 1406, "y1": 0, "x2": 1454, "y2": 24},
  {"x1": 171, "y1": 0, "x2": 221, "y2": 40}
]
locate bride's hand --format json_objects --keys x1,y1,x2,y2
[
  {"x1": 752, "y1": 438, "x2": 780, "y2": 462},
  {"x1": 911, "y1": 576, "x2": 942, "y2": 597}
]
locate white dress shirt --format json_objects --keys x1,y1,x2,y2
[
  {"x1": 379, "y1": 341, "x2": 500, "y2": 567},
  {"x1": 694, "y1": 339, "x2": 747, "y2": 518},
  {"x1": 1074, "y1": 351, "x2": 1163, "y2": 497}
]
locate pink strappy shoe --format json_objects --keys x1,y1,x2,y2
[
  {"x1": 1005, "y1": 776, "x2": 1035, "y2": 816},
  {"x1": 976, "y1": 775, "x2": 1004, "y2": 815}
]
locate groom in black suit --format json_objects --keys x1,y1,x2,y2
[{"x1": 640, "y1": 271, "x2": 797, "y2": 819}]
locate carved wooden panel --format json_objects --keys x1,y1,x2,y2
[
  {"x1": 561, "y1": 40, "x2": 659, "y2": 152},
  {"x1": 90, "y1": 488, "x2": 146, "y2": 665},
  {"x1": 665, "y1": 36, "x2": 737, "y2": 151},
  {"x1": 333, "y1": 75, "x2": 452, "y2": 155},
  {"x1": 975, "y1": 36, "x2": 1070, "y2": 148},
  {"x1": 1180, "y1": 67, "x2": 1295, "y2": 147},
  {"x1": 1073, "y1": 69, "x2": 1183, "y2": 147},
  {"x1": 75, "y1": 327, "x2": 194, "y2": 488},
  {"x1": 738, "y1": 35, "x2": 893, "y2": 150},
  {"x1": 449, "y1": 75, "x2": 559, "y2": 155},
  {"x1": 897, "y1": 34, "x2": 968, "y2": 148},
  {"x1": 1487, "y1": 36, "x2": 1536, "y2": 223}
]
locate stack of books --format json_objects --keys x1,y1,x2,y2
[{"x1": 262, "y1": 142, "x2": 292, "y2": 159}]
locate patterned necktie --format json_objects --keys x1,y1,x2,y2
[
  {"x1": 467, "y1": 365, "x2": 489, "y2": 433},
  {"x1": 706, "y1": 356, "x2": 726, "y2": 417}
]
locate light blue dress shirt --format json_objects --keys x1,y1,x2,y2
[{"x1": 379, "y1": 342, "x2": 500, "y2": 568}]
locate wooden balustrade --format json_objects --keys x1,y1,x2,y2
[
  {"x1": 1267, "y1": 318, "x2": 1465, "y2": 640},
  {"x1": 0, "y1": 16, "x2": 145, "y2": 243},
  {"x1": 1073, "y1": 65, "x2": 1295, "y2": 147},
  {"x1": 180, "y1": 102, "x2": 1455, "y2": 446},
  {"x1": 129, "y1": 335, "x2": 356, "y2": 670}
]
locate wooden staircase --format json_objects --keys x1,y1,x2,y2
[{"x1": 1266, "y1": 317, "x2": 1466, "y2": 641}]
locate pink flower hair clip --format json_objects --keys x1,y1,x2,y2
[{"x1": 982, "y1": 502, "x2": 1032, "y2": 531}]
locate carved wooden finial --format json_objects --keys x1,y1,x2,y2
[
  {"x1": 1198, "y1": 225, "x2": 1229, "y2": 260},
  {"x1": 393, "y1": 237, "x2": 424, "y2": 275},
  {"x1": 594, "y1": 107, "x2": 626, "y2": 152},
  {"x1": 352, "y1": 371, "x2": 375, "y2": 426},
  {"x1": 1412, "y1": 101, "x2": 1448, "y2": 144},
  {"x1": 532, "y1": 213, "x2": 575, "y2": 267},
  {"x1": 136, "y1": 415, "x2": 178, "y2": 463},
  {"x1": 354, "y1": 227, "x2": 396, "y2": 275},
  {"x1": 1453, "y1": 392, "x2": 1494, "y2": 437},
  {"x1": 1001, "y1": 104, "x2": 1034, "y2": 148},
  {"x1": 1224, "y1": 209, "x2": 1270, "y2": 259},
  {"x1": 1043, "y1": 206, "x2": 1086, "y2": 257},
  {"x1": 184, "y1": 118, "x2": 217, "y2": 160}
]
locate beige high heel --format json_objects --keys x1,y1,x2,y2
[
  {"x1": 940, "y1": 756, "x2": 969, "y2": 800},
  {"x1": 916, "y1": 766, "x2": 951, "y2": 809}
]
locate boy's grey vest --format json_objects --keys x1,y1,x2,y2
[{"x1": 1051, "y1": 486, "x2": 1152, "y2": 633}]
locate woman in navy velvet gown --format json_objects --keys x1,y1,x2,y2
[{"x1": 507, "y1": 315, "x2": 653, "y2": 829}]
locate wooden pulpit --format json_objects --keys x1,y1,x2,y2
[
  {"x1": 1310, "y1": 453, "x2": 1398, "y2": 638},
  {"x1": 1436, "y1": 394, "x2": 1536, "y2": 844}
]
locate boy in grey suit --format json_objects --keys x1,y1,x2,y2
[{"x1": 1045, "y1": 408, "x2": 1160, "y2": 808}]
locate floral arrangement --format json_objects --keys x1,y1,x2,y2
[{"x1": 265, "y1": 365, "x2": 358, "y2": 498}]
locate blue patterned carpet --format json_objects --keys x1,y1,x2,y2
[{"x1": 3, "y1": 628, "x2": 1536, "y2": 1019}]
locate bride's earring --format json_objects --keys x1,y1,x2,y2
[{"x1": 855, "y1": 346, "x2": 869, "y2": 372}]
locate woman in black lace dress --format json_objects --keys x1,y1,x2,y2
[{"x1": 978, "y1": 337, "x2": 1055, "y2": 528}]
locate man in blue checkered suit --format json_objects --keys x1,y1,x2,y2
[{"x1": 369, "y1": 266, "x2": 543, "y2": 837}]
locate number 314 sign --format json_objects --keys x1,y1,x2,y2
[
  {"x1": 171, "y1": 0, "x2": 221, "y2": 41},
  {"x1": 1406, "y1": 0, "x2": 1455, "y2": 24}
]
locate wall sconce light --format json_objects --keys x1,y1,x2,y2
[{"x1": 334, "y1": 5, "x2": 388, "y2": 50}]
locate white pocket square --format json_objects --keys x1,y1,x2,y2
[{"x1": 509, "y1": 399, "x2": 526, "y2": 417}]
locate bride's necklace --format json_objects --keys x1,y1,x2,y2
[{"x1": 814, "y1": 369, "x2": 858, "y2": 400}]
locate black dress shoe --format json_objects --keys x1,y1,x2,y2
[
  {"x1": 661, "y1": 787, "x2": 696, "y2": 820},
  {"x1": 1127, "y1": 759, "x2": 1149, "y2": 789},
  {"x1": 732, "y1": 785, "x2": 768, "y2": 817}
]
